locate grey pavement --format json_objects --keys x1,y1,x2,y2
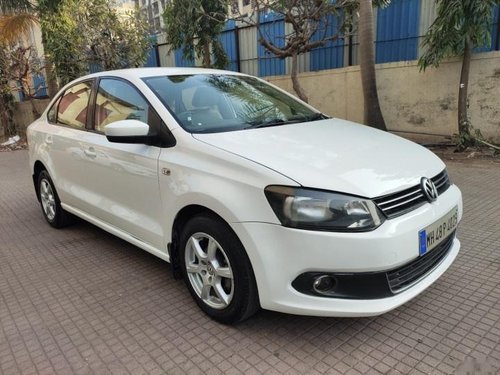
[{"x1": 0, "y1": 150, "x2": 499, "y2": 375}]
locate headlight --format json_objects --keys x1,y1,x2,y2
[{"x1": 264, "y1": 186, "x2": 385, "y2": 232}]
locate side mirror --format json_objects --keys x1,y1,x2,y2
[{"x1": 104, "y1": 120, "x2": 155, "y2": 144}]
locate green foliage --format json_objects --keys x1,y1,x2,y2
[
  {"x1": 0, "y1": 46, "x2": 16, "y2": 137},
  {"x1": 454, "y1": 100, "x2": 484, "y2": 151},
  {"x1": 41, "y1": 0, "x2": 85, "y2": 85},
  {"x1": 3, "y1": 45, "x2": 45, "y2": 97},
  {"x1": 330, "y1": 0, "x2": 392, "y2": 33},
  {"x1": 37, "y1": 0, "x2": 64, "y2": 14},
  {"x1": 0, "y1": 0, "x2": 35, "y2": 13},
  {"x1": 41, "y1": 0, "x2": 150, "y2": 85},
  {"x1": 418, "y1": 0, "x2": 498, "y2": 70},
  {"x1": 82, "y1": 0, "x2": 151, "y2": 71},
  {"x1": 418, "y1": 0, "x2": 499, "y2": 150},
  {"x1": 163, "y1": 0, "x2": 229, "y2": 69}
]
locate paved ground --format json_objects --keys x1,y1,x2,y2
[{"x1": 1, "y1": 150, "x2": 499, "y2": 375}]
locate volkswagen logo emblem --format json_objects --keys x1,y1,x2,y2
[{"x1": 421, "y1": 177, "x2": 438, "y2": 202}]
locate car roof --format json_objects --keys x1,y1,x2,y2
[{"x1": 85, "y1": 67, "x2": 246, "y2": 80}]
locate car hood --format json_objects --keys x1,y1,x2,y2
[{"x1": 192, "y1": 118, "x2": 445, "y2": 198}]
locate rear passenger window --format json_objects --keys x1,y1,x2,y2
[
  {"x1": 94, "y1": 79, "x2": 149, "y2": 133},
  {"x1": 57, "y1": 82, "x2": 92, "y2": 129},
  {"x1": 47, "y1": 96, "x2": 61, "y2": 123}
]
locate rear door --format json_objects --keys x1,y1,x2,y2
[{"x1": 44, "y1": 80, "x2": 98, "y2": 211}]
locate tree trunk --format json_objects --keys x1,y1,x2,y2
[
  {"x1": 44, "y1": 54, "x2": 58, "y2": 98},
  {"x1": 0, "y1": 107, "x2": 16, "y2": 138},
  {"x1": 359, "y1": 0, "x2": 386, "y2": 131},
  {"x1": 202, "y1": 41, "x2": 211, "y2": 68},
  {"x1": 458, "y1": 38, "x2": 472, "y2": 143},
  {"x1": 41, "y1": 26, "x2": 59, "y2": 98},
  {"x1": 28, "y1": 96, "x2": 40, "y2": 119},
  {"x1": 291, "y1": 52, "x2": 308, "y2": 102}
]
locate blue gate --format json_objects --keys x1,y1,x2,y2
[{"x1": 33, "y1": 74, "x2": 48, "y2": 97}]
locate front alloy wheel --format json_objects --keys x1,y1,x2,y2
[
  {"x1": 179, "y1": 214, "x2": 259, "y2": 324},
  {"x1": 185, "y1": 233, "x2": 234, "y2": 309}
]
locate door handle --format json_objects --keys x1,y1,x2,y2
[
  {"x1": 45, "y1": 135, "x2": 53, "y2": 145},
  {"x1": 84, "y1": 147, "x2": 97, "y2": 158}
]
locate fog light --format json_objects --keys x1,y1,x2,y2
[{"x1": 312, "y1": 275, "x2": 336, "y2": 294}]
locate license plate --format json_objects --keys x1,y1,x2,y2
[{"x1": 418, "y1": 206, "x2": 458, "y2": 256}]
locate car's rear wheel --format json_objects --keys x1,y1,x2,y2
[
  {"x1": 38, "y1": 170, "x2": 73, "y2": 228},
  {"x1": 179, "y1": 214, "x2": 259, "y2": 324}
]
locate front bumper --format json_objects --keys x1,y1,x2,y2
[{"x1": 231, "y1": 185, "x2": 463, "y2": 317}]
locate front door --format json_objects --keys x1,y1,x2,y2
[{"x1": 81, "y1": 78, "x2": 164, "y2": 251}]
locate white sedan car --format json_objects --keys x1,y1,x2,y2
[{"x1": 28, "y1": 68, "x2": 462, "y2": 323}]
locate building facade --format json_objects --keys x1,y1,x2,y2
[{"x1": 134, "y1": 0, "x2": 168, "y2": 34}]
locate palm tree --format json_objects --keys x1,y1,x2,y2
[
  {"x1": 0, "y1": 1, "x2": 38, "y2": 49},
  {"x1": 358, "y1": 0, "x2": 387, "y2": 131},
  {"x1": 0, "y1": 0, "x2": 62, "y2": 97}
]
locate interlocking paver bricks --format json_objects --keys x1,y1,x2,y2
[{"x1": 1, "y1": 150, "x2": 499, "y2": 374}]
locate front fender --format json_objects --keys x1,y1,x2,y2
[{"x1": 158, "y1": 138, "x2": 296, "y2": 242}]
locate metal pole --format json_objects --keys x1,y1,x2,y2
[
  {"x1": 348, "y1": 35, "x2": 353, "y2": 66},
  {"x1": 235, "y1": 26, "x2": 241, "y2": 72},
  {"x1": 155, "y1": 44, "x2": 161, "y2": 67},
  {"x1": 496, "y1": 6, "x2": 500, "y2": 51}
]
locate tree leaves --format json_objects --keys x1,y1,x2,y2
[
  {"x1": 418, "y1": 0, "x2": 498, "y2": 70},
  {"x1": 163, "y1": 0, "x2": 229, "y2": 68},
  {"x1": 41, "y1": 0, "x2": 150, "y2": 85}
]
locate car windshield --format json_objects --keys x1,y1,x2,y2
[{"x1": 142, "y1": 74, "x2": 325, "y2": 133}]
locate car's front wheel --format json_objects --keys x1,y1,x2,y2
[
  {"x1": 37, "y1": 170, "x2": 73, "y2": 228},
  {"x1": 179, "y1": 214, "x2": 259, "y2": 324}
]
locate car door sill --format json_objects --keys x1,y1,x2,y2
[{"x1": 61, "y1": 203, "x2": 170, "y2": 263}]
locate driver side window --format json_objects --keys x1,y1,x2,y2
[{"x1": 94, "y1": 79, "x2": 149, "y2": 133}]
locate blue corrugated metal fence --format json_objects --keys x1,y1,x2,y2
[
  {"x1": 476, "y1": 4, "x2": 500, "y2": 52},
  {"x1": 149, "y1": 0, "x2": 500, "y2": 77},
  {"x1": 376, "y1": 0, "x2": 421, "y2": 63},
  {"x1": 174, "y1": 47, "x2": 195, "y2": 67},
  {"x1": 257, "y1": 12, "x2": 286, "y2": 77},
  {"x1": 310, "y1": 14, "x2": 345, "y2": 71},
  {"x1": 219, "y1": 20, "x2": 239, "y2": 72}
]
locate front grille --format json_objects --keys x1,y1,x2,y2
[
  {"x1": 373, "y1": 169, "x2": 451, "y2": 218},
  {"x1": 387, "y1": 231, "x2": 456, "y2": 293}
]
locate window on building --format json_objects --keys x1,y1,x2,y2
[
  {"x1": 154, "y1": 16, "x2": 161, "y2": 32},
  {"x1": 230, "y1": 0, "x2": 239, "y2": 14}
]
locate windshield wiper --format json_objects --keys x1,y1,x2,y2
[
  {"x1": 244, "y1": 112, "x2": 328, "y2": 130},
  {"x1": 244, "y1": 118, "x2": 289, "y2": 129}
]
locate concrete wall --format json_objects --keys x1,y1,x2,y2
[
  {"x1": 6, "y1": 52, "x2": 499, "y2": 143},
  {"x1": 267, "y1": 51, "x2": 500, "y2": 143}
]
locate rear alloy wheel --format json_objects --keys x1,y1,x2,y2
[
  {"x1": 38, "y1": 170, "x2": 73, "y2": 228},
  {"x1": 40, "y1": 178, "x2": 56, "y2": 222},
  {"x1": 180, "y1": 214, "x2": 259, "y2": 324}
]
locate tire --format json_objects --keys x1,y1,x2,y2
[
  {"x1": 179, "y1": 214, "x2": 259, "y2": 324},
  {"x1": 37, "y1": 170, "x2": 74, "y2": 228}
]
